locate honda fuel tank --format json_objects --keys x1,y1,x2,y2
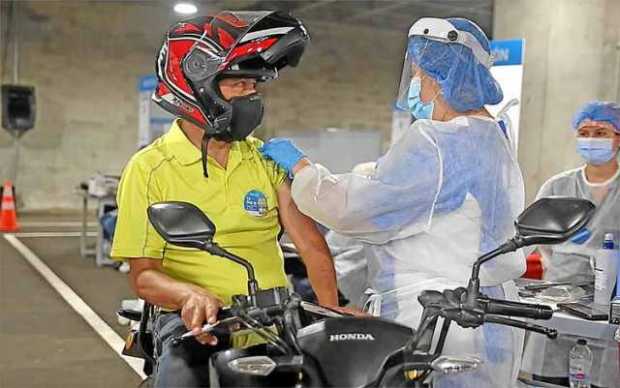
[{"x1": 296, "y1": 317, "x2": 414, "y2": 387}]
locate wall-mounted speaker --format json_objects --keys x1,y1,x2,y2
[{"x1": 2, "y1": 84, "x2": 36, "y2": 133}]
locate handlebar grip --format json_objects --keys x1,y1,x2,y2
[
  {"x1": 478, "y1": 297, "x2": 553, "y2": 320},
  {"x1": 217, "y1": 308, "x2": 233, "y2": 321}
]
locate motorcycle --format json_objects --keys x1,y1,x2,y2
[{"x1": 120, "y1": 196, "x2": 595, "y2": 387}]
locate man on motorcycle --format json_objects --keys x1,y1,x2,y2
[{"x1": 111, "y1": 12, "x2": 342, "y2": 387}]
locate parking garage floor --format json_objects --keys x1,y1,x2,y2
[{"x1": 0, "y1": 213, "x2": 144, "y2": 387}]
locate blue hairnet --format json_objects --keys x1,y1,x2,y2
[
  {"x1": 407, "y1": 18, "x2": 503, "y2": 112},
  {"x1": 571, "y1": 101, "x2": 620, "y2": 132}
]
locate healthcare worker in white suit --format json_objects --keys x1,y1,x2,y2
[
  {"x1": 536, "y1": 101, "x2": 620, "y2": 281},
  {"x1": 520, "y1": 101, "x2": 620, "y2": 387},
  {"x1": 261, "y1": 17, "x2": 526, "y2": 387}
]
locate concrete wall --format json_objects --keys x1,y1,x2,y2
[
  {"x1": 0, "y1": 2, "x2": 175, "y2": 209},
  {"x1": 0, "y1": 2, "x2": 406, "y2": 210},
  {"x1": 494, "y1": 0, "x2": 620, "y2": 201}
]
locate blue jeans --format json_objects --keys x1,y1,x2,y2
[
  {"x1": 100, "y1": 211, "x2": 117, "y2": 241},
  {"x1": 152, "y1": 312, "x2": 230, "y2": 388}
]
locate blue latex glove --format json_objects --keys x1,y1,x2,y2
[
  {"x1": 259, "y1": 138, "x2": 305, "y2": 176},
  {"x1": 570, "y1": 227, "x2": 591, "y2": 245}
]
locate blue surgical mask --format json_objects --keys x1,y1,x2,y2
[
  {"x1": 576, "y1": 137, "x2": 617, "y2": 165},
  {"x1": 407, "y1": 77, "x2": 434, "y2": 120}
]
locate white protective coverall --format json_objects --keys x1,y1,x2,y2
[{"x1": 291, "y1": 116, "x2": 526, "y2": 387}]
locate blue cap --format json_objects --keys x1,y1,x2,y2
[
  {"x1": 407, "y1": 17, "x2": 502, "y2": 112},
  {"x1": 572, "y1": 101, "x2": 620, "y2": 133}
]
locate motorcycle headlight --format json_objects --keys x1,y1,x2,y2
[{"x1": 228, "y1": 356, "x2": 277, "y2": 376}]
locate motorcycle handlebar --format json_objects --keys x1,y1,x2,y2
[
  {"x1": 217, "y1": 307, "x2": 233, "y2": 321},
  {"x1": 171, "y1": 304, "x2": 286, "y2": 347},
  {"x1": 477, "y1": 296, "x2": 553, "y2": 320},
  {"x1": 217, "y1": 304, "x2": 285, "y2": 323}
]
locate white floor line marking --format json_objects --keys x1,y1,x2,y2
[
  {"x1": 3, "y1": 234, "x2": 146, "y2": 379},
  {"x1": 13, "y1": 232, "x2": 98, "y2": 238},
  {"x1": 20, "y1": 221, "x2": 98, "y2": 227}
]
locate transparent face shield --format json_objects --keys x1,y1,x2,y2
[
  {"x1": 395, "y1": 18, "x2": 493, "y2": 113},
  {"x1": 395, "y1": 52, "x2": 419, "y2": 112}
]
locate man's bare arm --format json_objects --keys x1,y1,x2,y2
[
  {"x1": 128, "y1": 258, "x2": 222, "y2": 344},
  {"x1": 277, "y1": 183, "x2": 339, "y2": 307}
]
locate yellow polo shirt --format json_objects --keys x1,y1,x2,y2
[{"x1": 111, "y1": 120, "x2": 288, "y2": 305}]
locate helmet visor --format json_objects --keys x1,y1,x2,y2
[{"x1": 226, "y1": 11, "x2": 309, "y2": 79}]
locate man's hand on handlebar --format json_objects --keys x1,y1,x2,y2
[{"x1": 180, "y1": 287, "x2": 223, "y2": 346}]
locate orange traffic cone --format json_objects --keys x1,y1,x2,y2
[{"x1": 0, "y1": 180, "x2": 19, "y2": 232}]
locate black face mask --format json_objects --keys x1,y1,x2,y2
[
  {"x1": 224, "y1": 93, "x2": 264, "y2": 141},
  {"x1": 201, "y1": 93, "x2": 264, "y2": 178}
]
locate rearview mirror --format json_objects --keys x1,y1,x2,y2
[
  {"x1": 514, "y1": 197, "x2": 595, "y2": 246},
  {"x1": 466, "y1": 196, "x2": 596, "y2": 309},
  {"x1": 147, "y1": 201, "x2": 216, "y2": 249}
]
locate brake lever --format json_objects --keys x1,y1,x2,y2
[{"x1": 484, "y1": 314, "x2": 557, "y2": 339}]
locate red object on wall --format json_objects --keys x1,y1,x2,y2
[{"x1": 523, "y1": 251, "x2": 543, "y2": 280}]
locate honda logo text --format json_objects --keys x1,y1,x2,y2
[{"x1": 329, "y1": 333, "x2": 376, "y2": 342}]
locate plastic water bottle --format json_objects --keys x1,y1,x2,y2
[
  {"x1": 568, "y1": 338, "x2": 593, "y2": 388},
  {"x1": 603, "y1": 233, "x2": 615, "y2": 250},
  {"x1": 594, "y1": 233, "x2": 617, "y2": 305}
]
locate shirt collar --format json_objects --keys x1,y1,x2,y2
[
  {"x1": 580, "y1": 164, "x2": 620, "y2": 187},
  {"x1": 165, "y1": 120, "x2": 202, "y2": 166},
  {"x1": 165, "y1": 120, "x2": 248, "y2": 167}
]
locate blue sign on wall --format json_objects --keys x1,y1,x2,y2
[
  {"x1": 138, "y1": 74, "x2": 158, "y2": 92},
  {"x1": 490, "y1": 39, "x2": 524, "y2": 66}
]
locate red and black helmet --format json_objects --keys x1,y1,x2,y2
[{"x1": 153, "y1": 11, "x2": 309, "y2": 136}]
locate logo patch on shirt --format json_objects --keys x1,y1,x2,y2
[{"x1": 244, "y1": 190, "x2": 268, "y2": 217}]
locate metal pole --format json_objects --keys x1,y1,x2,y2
[
  {"x1": 12, "y1": 0, "x2": 18, "y2": 83},
  {"x1": 81, "y1": 193, "x2": 88, "y2": 258},
  {"x1": 9, "y1": 0, "x2": 20, "y2": 187},
  {"x1": 10, "y1": 135, "x2": 19, "y2": 183}
]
